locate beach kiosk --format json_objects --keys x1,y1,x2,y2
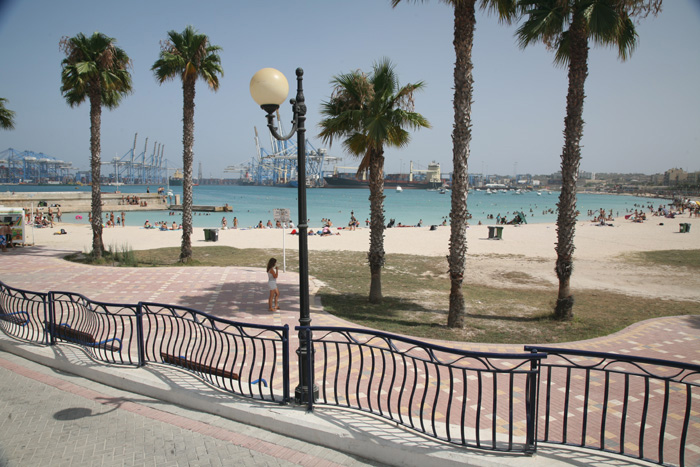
[{"x1": 0, "y1": 207, "x2": 26, "y2": 246}]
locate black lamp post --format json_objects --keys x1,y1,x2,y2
[{"x1": 250, "y1": 67, "x2": 318, "y2": 404}]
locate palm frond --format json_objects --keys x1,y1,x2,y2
[
  {"x1": 0, "y1": 97, "x2": 16, "y2": 130},
  {"x1": 318, "y1": 58, "x2": 429, "y2": 171},
  {"x1": 60, "y1": 32, "x2": 133, "y2": 108},
  {"x1": 152, "y1": 26, "x2": 223, "y2": 90}
]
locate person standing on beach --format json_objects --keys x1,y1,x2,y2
[
  {"x1": 121, "y1": 212, "x2": 125, "y2": 227},
  {"x1": 233, "y1": 217, "x2": 238, "y2": 229},
  {"x1": 267, "y1": 257, "x2": 280, "y2": 311},
  {"x1": 56, "y1": 206, "x2": 62, "y2": 222}
]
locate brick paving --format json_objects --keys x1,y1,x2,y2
[
  {"x1": 0, "y1": 353, "x2": 379, "y2": 467},
  {"x1": 1, "y1": 246, "x2": 699, "y2": 466}
]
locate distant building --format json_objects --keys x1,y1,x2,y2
[{"x1": 664, "y1": 168, "x2": 688, "y2": 186}]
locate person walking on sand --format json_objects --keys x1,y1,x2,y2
[{"x1": 267, "y1": 257, "x2": 280, "y2": 311}]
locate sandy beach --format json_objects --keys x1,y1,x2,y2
[{"x1": 20, "y1": 216, "x2": 700, "y2": 301}]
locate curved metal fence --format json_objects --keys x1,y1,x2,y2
[
  {"x1": 299, "y1": 326, "x2": 546, "y2": 453},
  {"x1": 0, "y1": 282, "x2": 49, "y2": 344},
  {"x1": 0, "y1": 280, "x2": 290, "y2": 404},
  {"x1": 49, "y1": 291, "x2": 141, "y2": 366},
  {"x1": 2, "y1": 278, "x2": 699, "y2": 463},
  {"x1": 525, "y1": 346, "x2": 700, "y2": 467},
  {"x1": 141, "y1": 302, "x2": 289, "y2": 402}
]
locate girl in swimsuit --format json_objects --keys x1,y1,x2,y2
[{"x1": 267, "y1": 257, "x2": 279, "y2": 311}]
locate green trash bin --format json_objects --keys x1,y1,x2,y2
[
  {"x1": 685, "y1": 223, "x2": 691, "y2": 233},
  {"x1": 495, "y1": 226, "x2": 504, "y2": 240},
  {"x1": 204, "y1": 228, "x2": 211, "y2": 241},
  {"x1": 680, "y1": 223, "x2": 687, "y2": 233}
]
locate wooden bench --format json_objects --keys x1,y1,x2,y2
[
  {"x1": 47, "y1": 323, "x2": 122, "y2": 352},
  {"x1": 161, "y1": 352, "x2": 239, "y2": 380},
  {"x1": 0, "y1": 311, "x2": 29, "y2": 326}
]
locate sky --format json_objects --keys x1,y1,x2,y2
[{"x1": 0, "y1": 0, "x2": 699, "y2": 178}]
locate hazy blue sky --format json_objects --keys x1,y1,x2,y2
[{"x1": 1, "y1": 0, "x2": 698, "y2": 178}]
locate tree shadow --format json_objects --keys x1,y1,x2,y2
[
  {"x1": 318, "y1": 292, "x2": 451, "y2": 329},
  {"x1": 465, "y1": 312, "x2": 550, "y2": 323},
  {"x1": 173, "y1": 279, "x2": 301, "y2": 320}
]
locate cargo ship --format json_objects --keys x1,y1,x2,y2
[{"x1": 323, "y1": 161, "x2": 443, "y2": 189}]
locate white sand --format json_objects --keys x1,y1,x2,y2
[{"x1": 23, "y1": 217, "x2": 700, "y2": 301}]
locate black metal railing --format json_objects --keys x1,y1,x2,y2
[
  {"x1": 141, "y1": 302, "x2": 289, "y2": 402},
  {"x1": 0, "y1": 281, "x2": 49, "y2": 344},
  {"x1": 299, "y1": 326, "x2": 546, "y2": 453},
  {"x1": 525, "y1": 346, "x2": 700, "y2": 467},
  {"x1": 2, "y1": 278, "x2": 699, "y2": 462},
  {"x1": 49, "y1": 291, "x2": 141, "y2": 366},
  {"x1": 0, "y1": 280, "x2": 290, "y2": 404}
]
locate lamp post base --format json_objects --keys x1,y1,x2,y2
[
  {"x1": 295, "y1": 341, "x2": 319, "y2": 405},
  {"x1": 294, "y1": 385, "x2": 319, "y2": 405}
]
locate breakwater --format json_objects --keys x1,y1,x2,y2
[{"x1": 0, "y1": 191, "x2": 170, "y2": 213}]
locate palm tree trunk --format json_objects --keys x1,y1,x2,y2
[
  {"x1": 180, "y1": 77, "x2": 196, "y2": 263},
  {"x1": 554, "y1": 11, "x2": 589, "y2": 320},
  {"x1": 368, "y1": 149, "x2": 386, "y2": 304},
  {"x1": 89, "y1": 90, "x2": 104, "y2": 258},
  {"x1": 447, "y1": 0, "x2": 476, "y2": 328}
]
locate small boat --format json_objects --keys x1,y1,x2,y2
[
  {"x1": 396, "y1": 186, "x2": 403, "y2": 193},
  {"x1": 439, "y1": 187, "x2": 446, "y2": 194}
]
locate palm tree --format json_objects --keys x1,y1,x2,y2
[
  {"x1": 391, "y1": 0, "x2": 516, "y2": 327},
  {"x1": 319, "y1": 59, "x2": 430, "y2": 304},
  {"x1": 60, "y1": 32, "x2": 132, "y2": 259},
  {"x1": 0, "y1": 98, "x2": 16, "y2": 130},
  {"x1": 516, "y1": 0, "x2": 661, "y2": 320},
  {"x1": 152, "y1": 26, "x2": 223, "y2": 263}
]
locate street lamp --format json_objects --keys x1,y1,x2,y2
[{"x1": 250, "y1": 67, "x2": 318, "y2": 405}]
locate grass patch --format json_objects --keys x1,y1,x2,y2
[
  {"x1": 65, "y1": 246, "x2": 700, "y2": 345},
  {"x1": 626, "y1": 249, "x2": 700, "y2": 270}
]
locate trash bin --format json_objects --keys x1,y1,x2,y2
[
  {"x1": 210, "y1": 229, "x2": 219, "y2": 242},
  {"x1": 685, "y1": 223, "x2": 691, "y2": 233},
  {"x1": 680, "y1": 223, "x2": 687, "y2": 233},
  {"x1": 488, "y1": 226, "x2": 504, "y2": 240},
  {"x1": 204, "y1": 228, "x2": 211, "y2": 241}
]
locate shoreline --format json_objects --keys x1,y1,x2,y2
[{"x1": 23, "y1": 216, "x2": 699, "y2": 260}]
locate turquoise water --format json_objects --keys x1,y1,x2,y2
[{"x1": 3, "y1": 184, "x2": 662, "y2": 229}]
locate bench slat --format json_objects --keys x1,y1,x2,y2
[
  {"x1": 48, "y1": 323, "x2": 121, "y2": 352},
  {"x1": 0, "y1": 312, "x2": 29, "y2": 326},
  {"x1": 161, "y1": 352, "x2": 239, "y2": 380}
]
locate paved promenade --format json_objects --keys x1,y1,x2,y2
[
  {"x1": 1, "y1": 245, "x2": 698, "y2": 466},
  {"x1": 0, "y1": 353, "x2": 380, "y2": 467}
]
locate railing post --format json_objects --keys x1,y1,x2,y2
[
  {"x1": 136, "y1": 302, "x2": 145, "y2": 367},
  {"x1": 296, "y1": 326, "x2": 315, "y2": 411},
  {"x1": 525, "y1": 351, "x2": 542, "y2": 454},
  {"x1": 282, "y1": 324, "x2": 290, "y2": 403},
  {"x1": 46, "y1": 291, "x2": 55, "y2": 345}
]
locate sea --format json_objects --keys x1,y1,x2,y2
[{"x1": 2, "y1": 184, "x2": 664, "y2": 229}]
